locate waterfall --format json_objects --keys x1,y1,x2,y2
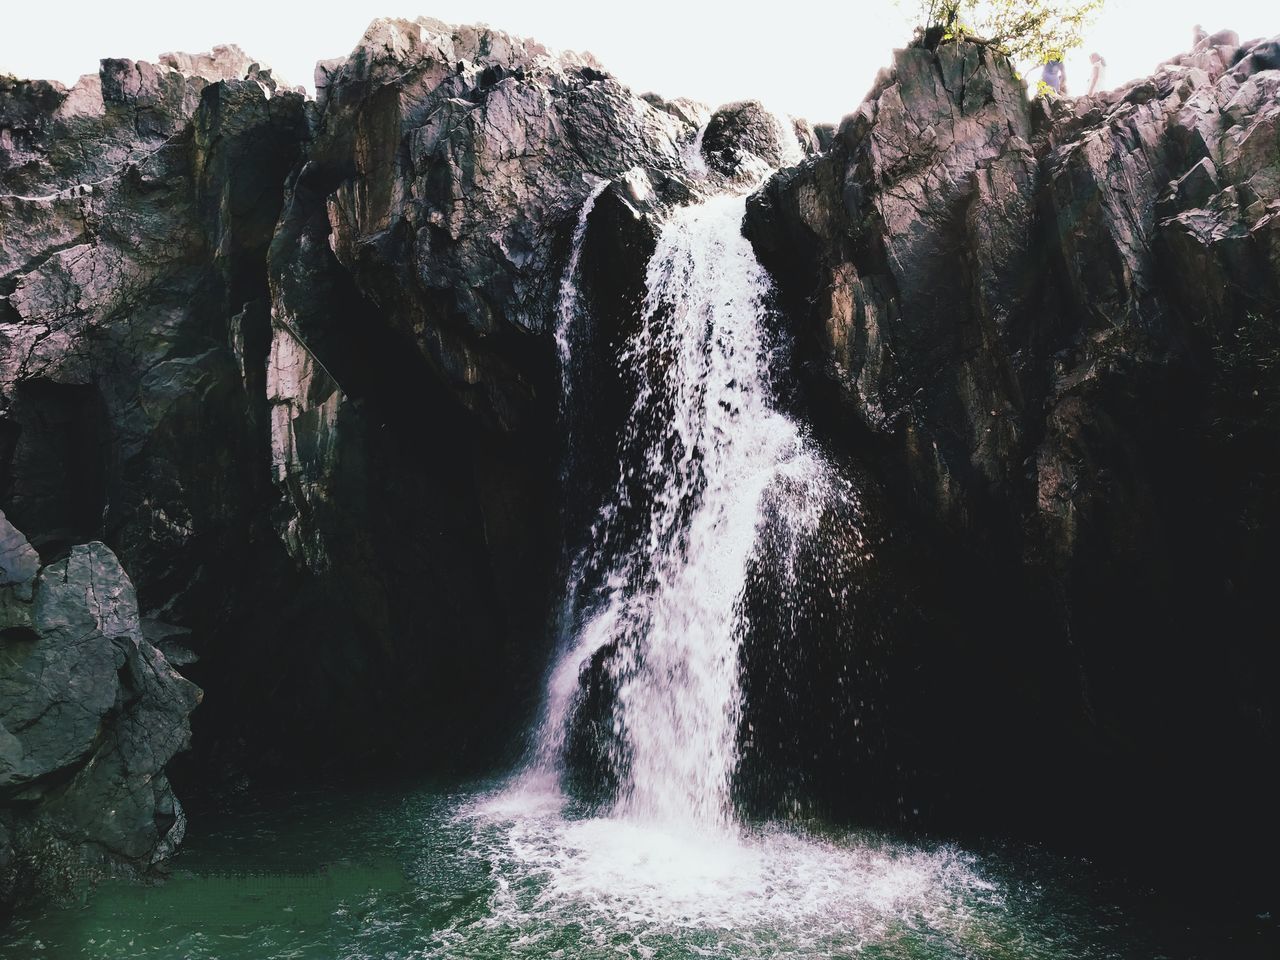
[
  {"x1": 554, "y1": 177, "x2": 610, "y2": 400},
  {"x1": 465, "y1": 138, "x2": 988, "y2": 958},
  {"x1": 530, "y1": 177, "x2": 613, "y2": 780},
  {"x1": 540, "y1": 185, "x2": 842, "y2": 828}
]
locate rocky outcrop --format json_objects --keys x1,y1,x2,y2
[
  {"x1": 158, "y1": 44, "x2": 293, "y2": 94},
  {"x1": 248, "y1": 18, "x2": 711, "y2": 777},
  {"x1": 282, "y1": 16, "x2": 691, "y2": 431},
  {"x1": 4, "y1": 8, "x2": 1277, "y2": 914},
  {"x1": 1, "y1": 511, "x2": 199, "y2": 909},
  {"x1": 0, "y1": 17, "x2": 710, "y2": 909},
  {"x1": 265, "y1": 15, "x2": 698, "y2": 567},
  {"x1": 746, "y1": 35, "x2": 1279, "y2": 878},
  {"x1": 0, "y1": 48, "x2": 300, "y2": 907},
  {"x1": 701, "y1": 100, "x2": 792, "y2": 178}
]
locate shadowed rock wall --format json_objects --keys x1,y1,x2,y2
[
  {"x1": 745, "y1": 33, "x2": 1279, "y2": 892},
  {"x1": 0, "y1": 19, "x2": 703, "y2": 907},
  {"x1": 2, "y1": 14, "x2": 1277, "y2": 913}
]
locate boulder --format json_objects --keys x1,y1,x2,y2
[
  {"x1": 1236, "y1": 36, "x2": 1280, "y2": 74},
  {"x1": 0, "y1": 512, "x2": 200, "y2": 907},
  {"x1": 700, "y1": 99, "x2": 793, "y2": 178}
]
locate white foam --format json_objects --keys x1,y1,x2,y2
[
  {"x1": 553, "y1": 176, "x2": 611, "y2": 389},
  {"x1": 521, "y1": 168, "x2": 929, "y2": 959},
  {"x1": 465, "y1": 793, "x2": 993, "y2": 952},
  {"x1": 539, "y1": 187, "x2": 858, "y2": 830}
]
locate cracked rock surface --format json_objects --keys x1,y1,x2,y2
[
  {"x1": 0, "y1": 19, "x2": 709, "y2": 909},
  {"x1": 746, "y1": 35, "x2": 1279, "y2": 868},
  {"x1": 1, "y1": 510, "x2": 200, "y2": 907},
  {"x1": 3, "y1": 13, "x2": 1278, "y2": 914}
]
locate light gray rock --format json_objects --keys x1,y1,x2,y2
[
  {"x1": 0, "y1": 515, "x2": 200, "y2": 905},
  {"x1": 158, "y1": 44, "x2": 257, "y2": 84},
  {"x1": 0, "y1": 510, "x2": 39, "y2": 591}
]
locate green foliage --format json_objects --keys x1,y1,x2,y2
[{"x1": 909, "y1": 0, "x2": 1105, "y2": 70}]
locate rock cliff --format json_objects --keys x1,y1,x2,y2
[
  {"x1": 0, "y1": 19, "x2": 705, "y2": 905},
  {"x1": 1, "y1": 511, "x2": 199, "y2": 907},
  {"x1": 745, "y1": 32, "x2": 1279, "y2": 881},
  {"x1": 2, "y1": 13, "x2": 1277, "y2": 912}
]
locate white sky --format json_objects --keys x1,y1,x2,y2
[{"x1": 1, "y1": 2, "x2": 1275, "y2": 123}]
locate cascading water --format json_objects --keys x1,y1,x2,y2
[
  {"x1": 1, "y1": 98, "x2": 1216, "y2": 960},
  {"x1": 553, "y1": 177, "x2": 610, "y2": 399},
  {"x1": 535, "y1": 143, "x2": 844, "y2": 829},
  {"x1": 564, "y1": 193, "x2": 837, "y2": 825},
  {"x1": 463, "y1": 134, "x2": 993, "y2": 954},
  {"x1": 0, "y1": 129, "x2": 1129, "y2": 960}
]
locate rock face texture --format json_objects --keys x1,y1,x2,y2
[
  {"x1": 700, "y1": 100, "x2": 792, "y2": 178},
  {"x1": 746, "y1": 35, "x2": 1279, "y2": 878},
  {"x1": 290, "y1": 17, "x2": 689, "y2": 430},
  {"x1": 266, "y1": 17, "x2": 691, "y2": 608},
  {"x1": 0, "y1": 18, "x2": 706, "y2": 908},
  {"x1": 0, "y1": 48, "x2": 295, "y2": 907},
  {"x1": 253, "y1": 17, "x2": 704, "y2": 790},
  {"x1": 2, "y1": 11, "x2": 1278, "y2": 914},
  {"x1": 1, "y1": 511, "x2": 200, "y2": 907}
]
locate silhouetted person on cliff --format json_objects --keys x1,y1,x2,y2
[
  {"x1": 1087, "y1": 53, "x2": 1106, "y2": 95},
  {"x1": 1042, "y1": 58, "x2": 1067, "y2": 95}
]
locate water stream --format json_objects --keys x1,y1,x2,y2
[
  {"x1": 0, "y1": 777, "x2": 1249, "y2": 959},
  {"x1": 541, "y1": 190, "x2": 839, "y2": 827}
]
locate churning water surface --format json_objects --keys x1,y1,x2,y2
[{"x1": 1, "y1": 776, "x2": 1243, "y2": 960}]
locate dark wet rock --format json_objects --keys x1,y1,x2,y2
[
  {"x1": 294, "y1": 17, "x2": 694, "y2": 433},
  {"x1": 1, "y1": 53, "x2": 295, "y2": 911},
  {"x1": 811, "y1": 121, "x2": 837, "y2": 152},
  {"x1": 256, "y1": 18, "x2": 702, "y2": 790},
  {"x1": 746, "y1": 33, "x2": 1280, "y2": 884},
  {"x1": 1, "y1": 16, "x2": 704, "y2": 913},
  {"x1": 1235, "y1": 37, "x2": 1280, "y2": 76},
  {"x1": 562, "y1": 640, "x2": 627, "y2": 809},
  {"x1": 1166, "y1": 155, "x2": 1219, "y2": 209},
  {"x1": 0, "y1": 513, "x2": 200, "y2": 909},
  {"x1": 701, "y1": 99, "x2": 793, "y2": 178},
  {"x1": 557, "y1": 168, "x2": 695, "y2": 542},
  {"x1": 3, "y1": 9, "x2": 1277, "y2": 917}
]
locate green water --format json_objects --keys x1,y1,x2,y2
[{"x1": 0, "y1": 778, "x2": 1269, "y2": 959}]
